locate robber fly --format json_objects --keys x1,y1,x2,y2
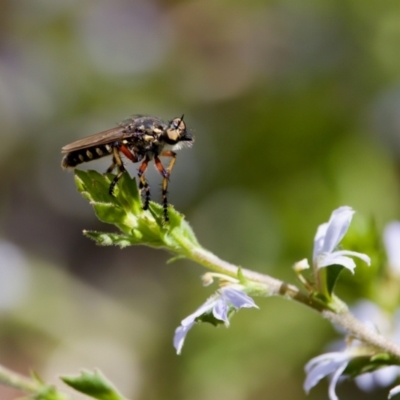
[{"x1": 61, "y1": 115, "x2": 193, "y2": 221}]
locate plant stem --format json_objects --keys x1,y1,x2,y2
[
  {"x1": 187, "y1": 245, "x2": 327, "y2": 311},
  {"x1": 181, "y1": 242, "x2": 400, "y2": 360},
  {"x1": 0, "y1": 365, "x2": 69, "y2": 399},
  {"x1": 324, "y1": 310, "x2": 400, "y2": 360},
  {"x1": 0, "y1": 365, "x2": 41, "y2": 393}
]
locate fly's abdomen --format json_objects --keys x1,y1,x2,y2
[{"x1": 61, "y1": 144, "x2": 113, "y2": 169}]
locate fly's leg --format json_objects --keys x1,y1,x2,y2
[
  {"x1": 108, "y1": 142, "x2": 136, "y2": 195},
  {"x1": 137, "y1": 158, "x2": 150, "y2": 210},
  {"x1": 155, "y1": 151, "x2": 177, "y2": 222},
  {"x1": 106, "y1": 157, "x2": 117, "y2": 174}
]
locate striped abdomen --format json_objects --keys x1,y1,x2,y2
[{"x1": 62, "y1": 144, "x2": 113, "y2": 169}]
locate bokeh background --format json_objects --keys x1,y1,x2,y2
[{"x1": 1, "y1": 0, "x2": 400, "y2": 399}]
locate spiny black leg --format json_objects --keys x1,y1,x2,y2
[
  {"x1": 155, "y1": 153, "x2": 177, "y2": 222},
  {"x1": 139, "y1": 177, "x2": 151, "y2": 210},
  {"x1": 162, "y1": 187, "x2": 169, "y2": 222},
  {"x1": 109, "y1": 168, "x2": 126, "y2": 195},
  {"x1": 137, "y1": 158, "x2": 150, "y2": 210}
]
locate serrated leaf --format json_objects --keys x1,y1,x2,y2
[
  {"x1": 113, "y1": 172, "x2": 142, "y2": 213},
  {"x1": 83, "y1": 231, "x2": 132, "y2": 247},
  {"x1": 73, "y1": 169, "x2": 203, "y2": 253},
  {"x1": 31, "y1": 386, "x2": 69, "y2": 400},
  {"x1": 91, "y1": 202, "x2": 126, "y2": 224},
  {"x1": 75, "y1": 170, "x2": 118, "y2": 205},
  {"x1": 61, "y1": 370, "x2": 127, "y2": 400}
]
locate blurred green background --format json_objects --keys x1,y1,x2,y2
[{"x1": 1, "y1": 0, "x2": 400, "y2": 399}]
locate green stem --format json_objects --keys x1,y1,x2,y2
[
  {"x1": 0, "y1": 365, "x2": 42, "y2": 393},
  {"x1": 0, "y1": 365, "x2": 69, "y2": 399},
  {"x1": 175, "y1": 236, "x2": 328, "y2": 312}
]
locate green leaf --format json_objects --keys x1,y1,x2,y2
[
  {"x1": 237, "y1": 267, "x2": 247, "y2": 284},
  {"x1": 166, "y1": 254, "x2": 186, "y2": 264},
  {"x1": 83, "y1": 231, "x2": 133, "y2": 247},
  {"x1": 114, "y1": 172, "x2": 142, "y2": 214},
  {"x1": 72, "y1": 169, "x2": 203, "y2": 253},
  {"x1": 61, "y1": 370, "x2": 127, "y2": 400},
  {"x1": 345, "y1": 353, "x2": 400, "y2": 378},
  {"x1": 196, "y1": 306, "x2": 237, "y2": 327},
  {"x1": 91, "y1": 202, "x2": 126, "y2": 225},
  {"x1": 326, "y1": 264, "x2": 344, "y2": 296},
  {"x1": 75, "y1": 170, "x2": 118, "y2": 205},
  {"x1": 74, "y1": 170, "x2": 142, "y2": 214},
  {"x1": 30, "y1": 386, "x2": 69, "y2": 400},
  {"x1": 197, "y1": 312, "x2": 226, "y2": 327}
]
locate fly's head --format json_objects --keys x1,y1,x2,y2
[{"x1": 163, "y1": 115, "x2": 193, "y2": 150}]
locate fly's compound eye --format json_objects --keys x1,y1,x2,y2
[
  {"x1": 172, "y1": 117, "x2": 186, "y2": 131},
  {"x1": 166, "y1": 117, "x2": 186, "y2": 142}
]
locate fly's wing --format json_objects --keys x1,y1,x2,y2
[{"x1": 61, "y1": 126, "x2": 133, "y2": 153}]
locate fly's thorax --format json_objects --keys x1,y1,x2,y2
[
  {"x1": 121, "y1": 116, "x2": 167, "y2": 135},
  {"x1": 143, "y1": 142, "x2": 166, "y2": 160}
]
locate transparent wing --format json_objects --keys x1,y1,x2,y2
[{"x1": 61, "y1": 126, "x2": 132, "y2": 153}]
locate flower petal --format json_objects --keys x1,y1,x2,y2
[
  {"x1": 317, "y1": 254, "x2": 356, "y2": 273},
  {"x1": 389, "y1": 384, "x2": 400, "y2": 399},
  {"x1": 356, "y1": 366, "x2": 400, "y2": 392},
  {"x1": 213, "y1": 297, "x2": 229, "y2": 324},
  {"x1": 304, "y1": 352, "x2": 350, "y2": 393},
  {"x1": 321, "y1": 206, "x2": 354, "y2": 254},
  {"x1": 374, "y1": 366, "x2": 400, "y2": 388},
  {"x1": 314, "y1": 222, "x2": 329, "y2": 260},
  {"x1": 174, "y1": 322, "x2": 195, "y2": 355},
  {"x1": 355, "y1": 373, "x2": 376, "y2": 392},
  {"x1": 384, "y1": 222, "x2": 400, "y2": 275},
  {"x1": 180, "y1": 297, "x2": 217, "y2": 326},
  {"x1": 329, "y1": 361, "x2": 348, "y2": 400},
  {"x1": 220, "y1": 287, "x2": 258, "y2": 309},
  {"x1": 335, "y1": 250, "x2": 371, "y2": 266}
]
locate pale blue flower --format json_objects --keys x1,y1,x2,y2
[
  {"x1": 304, "y1": 351, "x2": 351, "y2": 400},
  {"x1": 174, "y1": 287, "x2": 258, "y2": 355},
  {"x1": 351, "y1": 301, "x2": 400, "y2": 393},
  {"x1": 313, "y1": 206, "x2": 370, "y2": 273},
  {"x1": 305, "y1": 301, "x2": 400, "y2": 399}
]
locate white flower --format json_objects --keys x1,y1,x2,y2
[
  {"x1": 351, "y1": 301, "x2": 400, "y2": 392},
  {"x1": 313, "y1": 206, "x2": 370, "y2": 273},
  {"x1": 389, "y1": 384, "x2": 400, "y2": 398},
  {"x1": 173, "y1": 287, "x2": 258, "y2": 355},
  {"x1": 304, "y1": 351, "x2": 351, "y2": 400},
  {"x1": 384, "y1": 222, "x2": 400, "y2": 276},
  {"x1": 305, "y1": 301, "x2": 400, "y2": 399}
]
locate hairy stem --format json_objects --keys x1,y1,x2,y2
[
  {"x1": 179, "y1": 240, "x2": 400, "y2": 360},
  {"x1": 324, "y1": 310, "x2": 400, "y2": 360}
]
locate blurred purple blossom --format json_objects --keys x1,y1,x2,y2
[{"x1": 384, "y1": 222, "x2": 400, "y2": 275}]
